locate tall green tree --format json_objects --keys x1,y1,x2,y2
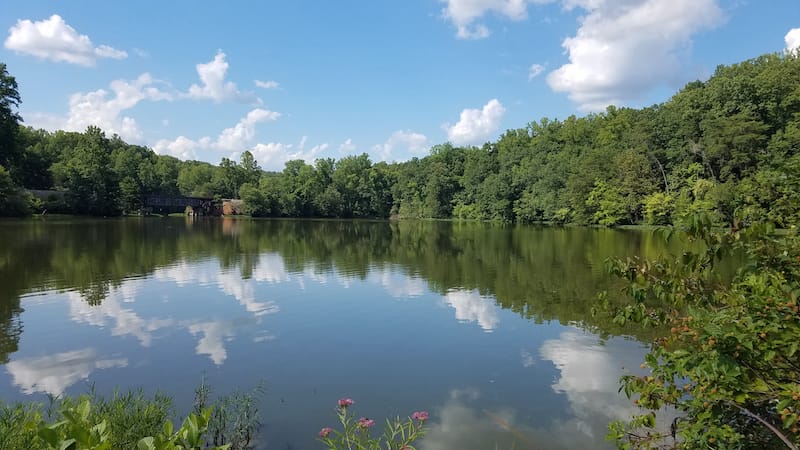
[
  {"x1": 0, "y1": 63, "x2": 22, "y2": 182},
  {"x1": 0, "y1": 164, "x2": 30, "y2": 216},
  {"x1": 51, "y1": 126, "x2": 120, "y2": 215}
]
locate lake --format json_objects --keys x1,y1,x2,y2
[{"x1": 0, "y1": 218, "x2": 678, "y2": 449}]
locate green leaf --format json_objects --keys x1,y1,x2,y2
[
  {"x1": 37, "y1": 426, "x2": 60, "y2": 446},
  {"x1": 137, "y1": 437, "x2": 155, "y2": 450},
  {"x1": 752, "y1": 378, "x2": 770, "y2": 393},
  {"x1": 58, "y1": 438, "x2": 77, "y2": 450}
]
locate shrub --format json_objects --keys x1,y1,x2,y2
[
  {"x1": 643, "y1": 192, "x2": 675, "y2": 225},
  {"x1": 598, "y1": 214, "x2": 800, "y2": 448}
]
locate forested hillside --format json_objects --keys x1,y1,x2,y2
[{"x1": 1, "y1": 51, "x2": 799, "y2": 225}]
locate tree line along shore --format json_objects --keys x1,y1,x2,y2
[{"x1": 1, "y1": 51, "x2": 799, "y2": 227}]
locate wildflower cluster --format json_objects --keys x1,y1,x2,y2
[{"x1": 318, "y1": 398, "x2": 428, "y2": 449}]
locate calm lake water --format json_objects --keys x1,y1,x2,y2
[{"x1": 0, "y1": 218, "x2": 679, "y2": 449}]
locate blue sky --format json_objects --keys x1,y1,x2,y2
[{"x1": 1, "y1": 0, "x2": 798, "y2": 170}]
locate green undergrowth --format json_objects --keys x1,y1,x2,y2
[{"x1": 0, "y1": 381, "x2": 264, "y2": 450}]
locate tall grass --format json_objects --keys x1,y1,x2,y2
[{"x1": 0, "y1": 380, "x2": 263, "y2": 450}]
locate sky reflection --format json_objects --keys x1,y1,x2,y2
[{"x1": 6, "y1": 348, "x2": 127, "y2": 395}]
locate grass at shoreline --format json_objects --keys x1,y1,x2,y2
[{"x1": 0, "y1": 382, "x2": 263, "y2": 450}]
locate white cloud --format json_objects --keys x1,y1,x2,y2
[
  {"x1": 28, "y1": 73, "x2": 172, "y2": 142},
  {"x1": 216, "y1": 108, "x2": 281, "y2": 151},
  {"x1": 253, "y1": 333, "x2": 276, "y2": 343},
  {"x1": 255, "y1": 79, "x2": 280, "y2": 89},
  {"x1": 528, "y1": 63, "x2": 545, "y2": 80},
  {"x1": 251, "y1": 137, "x2": 329, "y2": 170},
  {"x1": 520, "y1": 348, "x2": 536, "y2": 367},
  {"x1": 444, "y1": 289, "x2": 499, "y2": 331},
  {"x1": 94, "y1": 44, "x2": 127, "y2": 59},
  {"x1": 370, "y1": 269, "x2": 427, "y2": 299},
  {"x1": 153, "y1": 107, "x2": 280, "y2": 160},
  {"x1": 422, "y1": 388, "x2": 633, "y2": 450},
  {"x1": 6, "y1": 349, "x2": 127, "y2": 395},
  {"x1": 4, "y1": 14, "x2": 126, "y2": 65},
  {"x1": 217, "y1": 271, "x2": 280, "y2": 317},
  {"x1": 539, "y1": 329, "x2": 677, "y2": 440},
  {"x1": 786, "y1": 28, "x2": 800, "y2": 52},
  {"x1": 251, "y1": 253, "x2": 292, "y2": 284},
  {"x1": 187, "y1": 51, "x2": 260, "y2": 104},
  {"x1": 445, "y1": 99, "x2": 506, "y2": 145},
  {"x1": 152, "y1": 136, "x2": 202, "y2": 160},
  {"x1": 546, "y1": 0, "x2": 723, "y2": 111},
  {"x1": 372, "y1": 130, "x2": 429, "y2": 161},
  {"x1": 67, "y1": 285, "x2": 174, "y2": 347},
  {"x1": 188, "y1": 321, "x2": 235, "y2": 366},
  {"x1": 339, "y1": 138, "x2": 357, "y2": 154},
  {"x1": 441, "y1": 0, "x2": 544, "y2": 39},
  {"x1": 250, "y1": 143, "x2": 293, "y2": 168}
]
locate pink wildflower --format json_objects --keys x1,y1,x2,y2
[
  {"x1": 357, "y1": 417, "x2": 375, "y2": 429},
  {"x1": 319, "y1": 427, "x2": 333, "y2": 438},
  {"x1": 412, "y1": 411, "x2": 429, "y2": 422},
  {"x1": 338, "y1": 398, "x2": 354, "y2": 408}
]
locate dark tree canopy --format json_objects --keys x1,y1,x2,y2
[{"x1": 0, "y1": 63, "x2": 22, "y2": 178}]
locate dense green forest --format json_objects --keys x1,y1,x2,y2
[{"x1": 1, "y1": 50, "x2": 799, "y2": 225}]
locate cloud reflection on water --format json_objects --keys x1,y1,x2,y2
[
  {"x1": 539, "y1": 330, "x2": 646, "y2": 436},
  {"x1": 67, "y1": 284, "x2": 174, "y2": 347},
  {"x1": 5, "y1": 348, "x2": 127, "y2": 395},
  {"x1": 421, "y1": 388, "x2": 585, "y2": 450},
  {"x1": 420, "y1": 330, "x2": 660, "y2": 449},
  {"x1": 187, "y1": 321, "x2": 236, "y2": 366},
  {"x1": 444, "y1": 289, "x2": 499, "y2": 332}
]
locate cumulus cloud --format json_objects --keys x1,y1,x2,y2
[
  {"x1": 67, "y1": 285, "x2": 174, "y2": 347},
  {"x1": 187, "y1": 321, "x2": 235, "y2": 366},
  {"x1": 539, "y1": 329, "x2": 677, "y2": 440},
  {"x1": 445, "y1": 99, "x2": 506, "y2": 145},
  {"x1": 372, "y1": 130, "x2": 429, "y2": 161},
  {"x1": 422, "y1": 387, "x2": 642, "y2": 449},
  {"x1": 6, "y1": 349, "x2": 127, "y2": 395},
  {"x1": 520, "y1": 348, "x2": 536, "y2": 367},
  {"x1": 186, "y1": 51, "x2": 260, "y2": 104},
  {"x1": 546, "y1": 0, "x2": 724, "y2": 111},
  {"x1": 27, "y1": 73, "x2": 172, "y2": 142},
  {"x1": 153, "y1": 262, "x2": 280, "y2": 317},
  {"x1": 255, "y1": 79, "x2": 279, "y2": 89},
  {"x1": 153, "y1": 107, "x2": 280, "y2": 160},
  {"x1": 339, "y1": 138, "x2": 357, "y2": 154},
  {"x1": 528, "y1": 63, "x2": 545, "y2": 80},
  {"x1": 369, "y1": 269, "x2": 427, "y2": 299},
  {"x1": 251, "y1": 138, "x2": 329, "y2": 170},
  {"x1": 4, "y1": 14, "x2": 128, "y2": 66},
  {"x1": 4, "y1": 14, "x2": 127, "y2": 65},
  {"x1": 441, "y1": 0, "x2": 544, "y2": 39},
  {"x1": 216, "y1": 108, "x2": 281, "y2": 151},
  {"x1": 152, "y1": 136, "x2": 203, "y2": 160},
  {"x1": 444, "y1": 289, "x2": 500, "y2": 331},
  {"x1": 217, "y1": 271, "x2": 280, "y2": 317},
  {"x1": 786, "y1": 28, "x2": 800, "y2": 52},
  {"x1": 251, "y1": 253, "x2": 292, "y2": 284}
]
